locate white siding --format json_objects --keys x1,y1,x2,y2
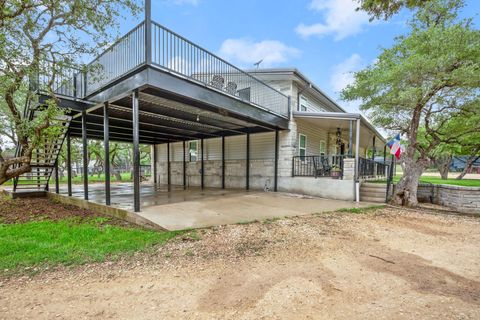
[{"x1": 295, "y1": 119, "x2": 329, "y2": 156}]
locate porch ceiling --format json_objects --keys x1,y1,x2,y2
[{"x1": 293, "y1": 112, "x2": 386, "y2": 149}]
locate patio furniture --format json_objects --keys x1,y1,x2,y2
[
  {"x1": 225, "y1": 81, "x2": 238, "y2": 95},
  {"x1": 210, "y1": 74, "x2": 225, "y2": 90}
]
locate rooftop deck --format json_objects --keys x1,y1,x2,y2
[{"x1": 37, "y1": 19, "x2": 290, "y2": 140}]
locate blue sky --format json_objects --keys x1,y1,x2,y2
[{"x1": 117, "y1": 0, "x2": 479, "y2": 112}]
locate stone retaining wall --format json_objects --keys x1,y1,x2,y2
[{"x1": 416, "y1": 183, "x2": 480, "y2": 214}]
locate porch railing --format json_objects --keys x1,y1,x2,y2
[
  {"x1": 358, "y1": 157, "x2": 387, "y2": 178},
  {"x1": 35, "y1": 20, "x2": 289, "y2": 118},
  {"x1": 150, "y1": 22, "x2": 289, "y2": 117},
  {"x1": 292, "y1": 155, "x2": 347, "y2": 178}
]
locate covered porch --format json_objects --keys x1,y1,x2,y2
[{"x1": 292, "y1": 112, "x2": 389, "y2": 181}]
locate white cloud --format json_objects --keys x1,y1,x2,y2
[
  {"x1": 330, "y1": 53, "x2": 363, "y2": 92},
  {"x1": 218, "y1": 38, "x2": 300, "y2": 68},
  {"x1": 296, "y1": 0, "x2": 370, "y2": 41},
  {"x1": 330, "y1": 53, "x2": 363, "y2": 112}
]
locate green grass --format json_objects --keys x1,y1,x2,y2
[
  {"x1": 373, "y1": 175, "x2": 480, "y2": 187},
  {"x1": 336, "y1": 205, "x2": 386, "y2": 214},
  {"x1": 0, "y1": 218, "x2": 182, "y2": 274}
]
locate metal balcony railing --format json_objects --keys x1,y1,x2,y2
[{"x1": 36, "y1": 20, "x2": 290, "y2": 118}]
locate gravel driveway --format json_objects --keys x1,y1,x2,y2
[{"x1": 1, "y1": 206, "x2": 479, "y2": 319}]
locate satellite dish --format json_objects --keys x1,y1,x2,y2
[{"x1": 253, "y1": 59, "x2": 263, "y2": 69}]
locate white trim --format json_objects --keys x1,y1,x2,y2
[
  {"x1": 299, "y1": 95, "x2": 308, "y2": 111},
  {"x1": 319, "y1": 140, "x2": 326, "y2": 155}
]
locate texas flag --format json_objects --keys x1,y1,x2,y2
[{"x1": 387, "y1": 134, "x2": 402, "y2": 160}]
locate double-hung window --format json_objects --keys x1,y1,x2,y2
[
  {"x1": 299, "y1": 96, "x2": 308, "y2": 111},
  {"x1": 299, "y1": 134, "x2": 307, "y2": 158}
]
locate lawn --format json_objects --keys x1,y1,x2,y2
[
  {"x1": 375, "y1": 175, "x2": 480, "y2": 187},
  {"x1": 0, "y1": 196, "x2": 182, "y2": 275}
]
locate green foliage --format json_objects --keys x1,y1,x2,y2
[
  {"x1": 356, "y1": 0, "x2": 430, "y2": 20},
  {"x1": 0, "y1": 218, "x2": 181, "y2": 274},
  {"x1": 342, "y1": 0, "x2": 480, "y2": 171},
  {"x1": 336, "y1": 205, "x2": 386, "y2": 214}
]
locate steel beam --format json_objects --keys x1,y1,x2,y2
[
  {"x1": 167, "y1": 142, "x2": 171, "y2": 191},
  {"x1": 66, "y1": 131, "x2": 72, "y2": 196},
  {"x1": 132, "y1": 90, "x2": 141, "y2": 212},
  {"x1": 82, "y1": 110, "x2": 88, "y2": 200},
  {"x1": 221, "y1": 135, "x2": 225, "y2": 189},
  {"x1": 153, "y1": 144, "x2": 158, "y2": 184},
  {"x1": 201, "y1": 138, "x2": 204, "y2": 190},
  {"x1": 246, "y1": 133, "x2": 250, "y2": 191},
  {"x1": 104, "y1": 102, "x2": 111, "y2": 206},
  {"x1": 274, "y1": 129, "x2": 279, "y2": 192},
  {"x1": 183, "y1": 141, "x2": 186, "y2": 190}
]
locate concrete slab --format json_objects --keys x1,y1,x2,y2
[
  {"x1": 138, "y1": 190, "x2": 375, "y2": 230},
  {"x1": 53, "y1": 183, "x2": 377, "y2": 230}
]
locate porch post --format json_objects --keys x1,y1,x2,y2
[
  {"x1": 246, "y1": 132, "x2": 250, "y2": 191},
  {"x1": 54, "y1": 160, "x2": 59, "y2": 194},
  {"x1": 81, "y1": 110, "x2": 88, "y2": 200},
  {"x1": 201, "y1": 138, "x2": 204, "y2": 189},
  {"x1": 348, "y1": 120, "x2": 353, "y2": 156},
  {"x1": 274, "y1": 129, "x2": 279, "y2": 192},
  {"x1": 66, "y1": 131, "x2": 72, "y2": 197},
  {"x1": 104, "y1": 102, "x2": 111, "y2": 206},
  {"x1": 132, "y1": 89, "x2": 140, "y2": 212},
  {"x1": 183, "y1": 140, "x2": 186, "y2": 190},
  {"x1": 372, "y1": 136, "x2": 376, "y2": 160},
  {"x1": 221, "y1": 135, "x2": 225, "y2": 189},
  {"x1": 167, "y1": 142, "x2": 171, "y2": 191},
  {"x1": 355, "y1": 118, "x2": 360, "y2": 202}
]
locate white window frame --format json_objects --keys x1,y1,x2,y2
[
  {"x1": 319, "y1": 140, "x2": 326, "y2": 155},
  {"x1": 299, "y1": 95, "x2": 308, "y2": 111},
  {"x1": 299, "y1": 134, "x2": 307, "y2": 157}
]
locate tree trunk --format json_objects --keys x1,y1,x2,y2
[
  {"x1": 456, "y1": 155, "x2": 480, "y2": 180},
  {"x1": 435, "y1": 155, "x2": 452, "y2": 180},
  {"x1": 391, "y1": 142, "x2": 428, "y2": 207}
]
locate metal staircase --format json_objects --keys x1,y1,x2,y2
[{"x1": 12, "y1": 100, "x2": 71, "y2": 193}]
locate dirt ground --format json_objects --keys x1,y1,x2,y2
[
  {"x1": 1, "y1": 206, "x2": 479, "y2": 320},
  {"x1": 0, "y1": 196, "x2": 133, "y2": 227}
]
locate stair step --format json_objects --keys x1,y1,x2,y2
[
  {"x1": 360, "y1": 196, "x2": 386, "y2": 203},
  {"x1": 362, "y1": 183, "x2": 387, "y2": 188},
  {"x1": 360, "y1": 192, "x2": 386, "y2": 198}
]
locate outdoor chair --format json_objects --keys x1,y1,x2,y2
[
  {"x1": 210, "y1": 74, "x2": 225, "y2": 90},
  {"x1": 313, "y1": 156, "x2": 331, "y2": 177},
  {"x1": 225, "y1": 81, "x2": 238, "y2": 95}
]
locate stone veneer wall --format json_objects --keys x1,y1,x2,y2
[{"x1": 416, "y1": 183, "x2": 480, "y2": 214}]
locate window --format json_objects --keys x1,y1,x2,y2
[
  {"x1": 189, "y1": 141, "x2": 198, "y2": 162},
  {"x1": 319, "y1": 140, "x2": 326, "y2": 155},
  {"x1": 299, "y1": 96, "x2": 308, "y2": 111},
  {"x1": 299, "y1": 134, "x2": 307, "y2": 157}
]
